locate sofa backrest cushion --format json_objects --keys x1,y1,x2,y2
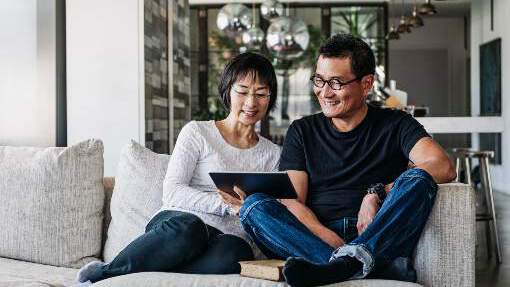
[
  {"x1": 102, "y1": 140, "x2": 170, "y2": 263},
  {"x1": 0, "y1": 139, "x2": 104, "y2": 268}
]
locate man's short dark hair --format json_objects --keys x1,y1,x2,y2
[
  {"x1": 318, "y1": 34, "x2": 376, "y2": 79},
  {"x1": 218, "y1": 52, "x2": 277, "y2": 114}
]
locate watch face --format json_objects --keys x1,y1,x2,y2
[
  {"x1": 368, "y1": 183, "x2": 385, "y2": 201},
  {"x1": 369, "y1": 183, "x2": 383, "y2": 192},
  {"x1": 376, "y1": 184, "x2": 386, "y2": 200}
]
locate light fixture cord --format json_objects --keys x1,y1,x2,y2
[{"x1": 252, "y1": 2, "x2": 256, "y2": 27}]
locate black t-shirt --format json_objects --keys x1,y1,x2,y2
[{"x1": 279, "y1": 105, "x2": 430, "y2": 223}]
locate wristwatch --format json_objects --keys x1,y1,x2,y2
[{"x1": 367, "y1": 183, "x2": 387, "y2": 202}]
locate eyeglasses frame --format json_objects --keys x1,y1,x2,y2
[{"x1": 309, "y1": 75, "x2": 362, "y2": 90}]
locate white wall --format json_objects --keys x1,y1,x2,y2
[
  {"x1": 0, "y1": 0, "x2": 56, "y2": 147},
  {"x1": 389, "y1": 17, "x2": 469, "y2": 117},
  {"x1": 388, "y1": 17, "x2": 470, "y2": 150},
  {"x1": 66, "y1": 0, "x2": 144, "y2": 176},
  {"x1": 471, "y1": 0, "x2": 510, "y2": 193}
]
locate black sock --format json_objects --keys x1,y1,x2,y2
[{"x1": 283, "y1": 256, "x2": 363, "y2": 287}]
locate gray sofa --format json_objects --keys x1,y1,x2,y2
[{"x1": 0, "y1": 178, "x2": 475, "y2": 287}]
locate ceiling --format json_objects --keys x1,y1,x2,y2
[
  {"x1": 389, "y1": 0, "x2": 471, "y2": 18},
  {"x1": 189, "y1": 0, "x2": 471, "y2": 18}
]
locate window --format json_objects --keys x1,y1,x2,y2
[{"x1": 190, "y1": 3, "x2": 388, "y2": 140}]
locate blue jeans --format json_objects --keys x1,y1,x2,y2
[
  {"x1": 240, "y1": 169, "x2": 437, "y2": 280},
  {"x1": 88, "y1": 210, "x2": 253, "y2": 282}
]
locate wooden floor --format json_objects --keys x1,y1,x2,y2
[{"x1": 475, "y1": 190, "x2": 510, "y2": 287}]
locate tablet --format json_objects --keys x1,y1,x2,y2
[{"x1": 209, "y1": 171, "x2": 298, "y2": 199}]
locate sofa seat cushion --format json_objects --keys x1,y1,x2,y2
[
  {"x1": 0, "y1": 257, "x2": 77, "y2": 287},
  {"x1": 0, "y1": 256, "x2": 424, "y2": 287},
  {"x1": 91, "y1": 272, "x2": 424, "y2": 287},
  {"x1": 330, "y1": 281, "x2": 423, "y2": 287}
]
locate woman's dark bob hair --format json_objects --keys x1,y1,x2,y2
[{"x1": 218, "y1": 52, "x2": 277, "y2": 114}]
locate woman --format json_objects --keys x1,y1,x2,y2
[{"x1": 76, "y1": 52, "x2": 281, "y2": 285}]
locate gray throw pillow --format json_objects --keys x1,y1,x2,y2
[
  {"x1": 0, "y1": 139, "x2": 104, "y2": 268},
  {"x1": 103, "y1": 140, "x2": 169, "y2": 263}
]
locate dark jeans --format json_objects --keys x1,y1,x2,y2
[
  {"x1": 239, "y1": 168, "x2": 437, "y2": 281},
  {"x1": 89, "y1": 210, "x2": 254, "y2": 283}
]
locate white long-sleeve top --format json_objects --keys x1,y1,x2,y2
[{"x1": 156, "y1": 120, "x2": 281, "y2": 258}]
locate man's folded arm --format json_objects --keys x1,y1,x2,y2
[
  {"x1": 280, "y1": 170, "x2": 345, "y2": 249},
  {"x1": 408, "y1": 137, "x2": 457, "y2": 184}
]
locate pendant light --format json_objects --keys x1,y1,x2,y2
[
  {"x1": 242, "y1": 3, "x2": 265, "y2": 50},
  {"x1": 397, "y1": 16, "x2": 412, "y2": 33},
  {"x1": 409, "y1": 1, "x2": 424, "y2": 27},
  {"x1": 386, "y1": 0, "x2": 400, "y2": 40},
  {"x1": 396, "y1": 0, "x2": 411, "y2": 34},
  {"x1": 217, "y1": 3, "x2": 252, "y2": 37},
  {"x1": 418, "y1": 0, "x2": 437, "y2": 15},
  {"x1": 386, "y1": 23, "x2": 400, "y2": 40},
  {"x1": 266, "y1": 4, "x2": 309, "y2": 60},
  {"x1": 260, "y1": 0, "x2": 284, "y2": 21}
]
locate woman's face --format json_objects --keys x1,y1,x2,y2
[{"x1": 228, "y1": 73, "x2": 271, "y2": 126}]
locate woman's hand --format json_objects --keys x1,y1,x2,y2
[{"x1": 218, "y1": 186, "x2": 247, "y2": 215}]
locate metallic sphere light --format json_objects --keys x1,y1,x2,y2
[
  {"x1": 217, "y1": 3, "x2": 252, "y2": 37},
  {"x1": 242, "y1": 27, "x2": 265, "y2": 50},
  {"x1": 266, "y1": 16, "x2": 310, "y2": 60},
  {"x1": 260, "y1": 0, "x2": 284, "y2": 21}
]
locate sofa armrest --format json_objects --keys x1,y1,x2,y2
[
  {"x1": 101, "y1": 177, "x2": 115, "y2": 257},
  {"x1": 413, "y1": 183, "x2": 475, "y2": 287}
]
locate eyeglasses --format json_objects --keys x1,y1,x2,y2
[
  {"x1": 233, "y1": 89, "x2": 271, "y2": 101},
  {"x1": 310, "y1": 76, "x2": 360, "y2": 90}
]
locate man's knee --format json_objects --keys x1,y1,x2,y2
[
  {"x1": 398, "y1": 168, "x2": 436, "y2": 184},
  {"x1": 240, "y1": 193, "x2": 276, "y2": 220},
  {"x1": 243, "y1": 192, "x2": 273, "y2": 206},
  {"x1": 394, "y1": 168, "x2": 438, "y2": 199}
]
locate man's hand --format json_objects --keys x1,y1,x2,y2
[
  {"x1": 284, "y1": 170, "x2": 345, "y2": 248},
  {"x1": 280, "y1": 199, "x2": 346, "y2": 248},
  {"x1": 218, "y1": 186, "x2": 247, "y2": 215},
  {"x1": 357, "y1": 193, "x2": 380, "y2": 235}
]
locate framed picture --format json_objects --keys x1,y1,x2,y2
[
  {"x1": 479, "y1": 38, "x2": 502, "y2": 164},
  {"x1": 480, "y1": 133, "x2": 502, "y2": 165},
  {"x1": 480, "y1": 38, "x2": 501, "y2": 116}
]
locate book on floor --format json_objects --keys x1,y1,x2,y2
[{"x1": 239, "y1": 259, "x2": 285, "y2": 281}]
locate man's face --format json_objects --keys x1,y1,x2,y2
[{"x1": 313, "y1": 55, "x2": 372, "y2": 119}]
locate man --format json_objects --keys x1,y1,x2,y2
[{"x1": 221, "y1": 34, "x2": 456, "y2": 287}]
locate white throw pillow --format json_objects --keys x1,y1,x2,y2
[
  {"x1": 103, "y1": 140, "x2": 169, "y2": 263},
  {"x1": 0, "y1": 139, "x2": 104, "y2": 268}
]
